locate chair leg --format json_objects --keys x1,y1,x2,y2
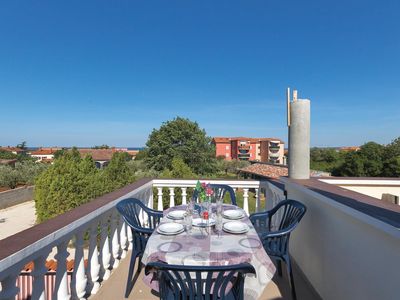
[
  {"x1": 125, "y1": 250, "x2": 139, "y2": 298},
  {"x1": 285, "y1": 256, "x2": 297, "y2": 300},
  {"x1": 277, "y1": 259, "x2": 283, "y2": 277}
]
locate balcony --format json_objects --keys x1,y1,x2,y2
[{"x1": 0, "y1": 177, "x2": 399, "y2": 300}]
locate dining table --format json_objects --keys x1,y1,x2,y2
[{"x1": 141, "y1": 204, "x2": 276, "y2": 300}]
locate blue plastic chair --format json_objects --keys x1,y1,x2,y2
[
  {"x1": 145, "y1": 261, "x2": 256, "y2": 300},
  {"x1": 249, "y1": 199, "x2": 306, "y2": 300},
  {"x1": 192, "y1": 184, "x2": 237, "y2": 206},
  {"x1": 116, "y1": 198, "x2": 163, "y2": 297}
]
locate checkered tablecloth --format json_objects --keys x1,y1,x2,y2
[{"x1": 142, "y1": 205, "x2": 276, "y2": 300}]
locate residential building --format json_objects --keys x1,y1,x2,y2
[
  {"x1": 212, "y1": 137, "x2": 285, "y2": 164},
  {"x1": 30, "y1": 148, "x2": 59, "y2": 163}
]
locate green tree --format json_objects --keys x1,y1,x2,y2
[
  {"x1": 0, "y1": 150, "x2": 17, "y2": 159},
  {"x1": 144, "y1": 117, "x2": 216, "y2": 175},
  {"x1": 382, "y1": 156, "x2": 400, "y2": 177},
  {"x1": 100, "y1": 152, "x2": 135, "y2": 192},
  {"x1": 92, "y1": 144, "x2": 110, "y2": 149},
  {"x1": 34, "y1": 149, "x2": 101, "y2": 222},
  {"x1": 0, "y1": 165, "x2": 20, "y2": 189},
  {"x1": 16, "y1": 141, "x2": 27, "y2": 150},
  {"x1": 358, "y1": 142, "x2": 384, "y2": 176},
  {"x1": 161, "y1": 157, "x2": 196, "y2": 179}
]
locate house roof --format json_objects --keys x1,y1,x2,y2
[
  {"x1": 240, "y1": 163, "x2": 288, "y2": 179},
  {"x1": 0, "y1": 147, "x2": 25, "y2": 153},
  {"x1": 78, "y1": 149, "x2": 114, "y2": 161},
  {"x1": 30, "y1": 149, "x2": 58, "y2": 155}
]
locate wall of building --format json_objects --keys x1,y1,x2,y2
[
  {"x1": 282, "y1": 178, "x2": 400, "y2": 300},
  {"x1": 0, "y1": 186, "x2": 34, "y2": 209},
  {"x1": 215, "y1": 143, "x2": 231, "y2": 160}
]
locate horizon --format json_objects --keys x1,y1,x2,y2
[{"x1": 1, "y1": 0, "x2": 399, "y2": 147}]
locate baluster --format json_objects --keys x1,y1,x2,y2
[
  {"x1": 0, "y1": 271, "x2": 20, "y2": 300},
  {"x1": 243, "y1": 188, "x2": 249, "y2": 214},
  {"x1": 119, "y1": 216, "x2": 128, "y2": 259},
  {"x1": 87, "y1": 222, "x2": 101, "y2": 295},
  {"x1": 31, "y1": 253, "x2": 50, "y2": 300},
  {"x1": 169, "y1": 188, "x2": 175, "y2": 208},
  {"x1": 100, "y1": 216, "x2": 112, "y2": 280},
  {"x1": 53, "y1": 240, "x2": 70, "y2": 300},
  {"x1": 111, "y1": 212, "x2": 121, "y2": 269},
  {"x1": 147, "y1": 189, "x2": 154, "y2": 209},
  {"x1": 181, "y1": 187, "x2": 187, "y2": 205},
  {"x1": 255, "y1": 188, "x2": 260, "y2": 213},
  {"x1": 127, "y1": 222, "x2": 133, "y2": 250},
  {"x1": 157, "y1": 187, "x2": 163, "y2": 211},
  {"x1": 71, "y1": 231, "x2": 87, "y2": 300}
]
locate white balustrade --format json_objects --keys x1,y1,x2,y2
[
  {"x1": 119, "y1": 216, "x2": 128, "y2": 259},
  {"x1": 181, "y1": 187, "x2": 187, "y2": 205},
  {"x1": 169, "y1": 187, "x2": 175, "y2": 207},
  {"x1": 71, "y1": 231, "x2": 87, "y2": 300},
  {"x1": 100, "y1": 216, "x2": 112, "y2": 281},
  {"x1": 243, "y1": 188, "x2": 249, "y2": 214},
  {"x1": 157, "y1": 187, "x2": 163, "y2": 211},
  {"x1": 31, "y1": 254, "x2": 49, "y2": 300},
  {"x1": 255, "y1": 188, "x2": 260, "y2": 212},
  {"x1": 111, "y1": 212, "x2": 121, "y2": 269},
  {"x1": 54, "y1": 240, "x2": 70, "y2": 300},
  {"x1": 88, "y1": 222, "x2": 101, "y2": 295}
]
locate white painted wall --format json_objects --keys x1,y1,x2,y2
[{"x1": 282, "y1": 178, "x2": 400, "y2": 300}]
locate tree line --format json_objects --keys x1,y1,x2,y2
[{"x1": 311, "y1": 137, "x2": 400, "y2": 177}]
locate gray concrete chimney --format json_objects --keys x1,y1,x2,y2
[{"x1": 288, "y1": 90, "x2": 310, "y2": 179}]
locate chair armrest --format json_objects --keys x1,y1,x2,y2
[
  {"x1": 249, "y1": 211, "x2": 272, "y2": 224},
  {"x1": 259, "y1": 221, "x2": 298, "y2": 239}
]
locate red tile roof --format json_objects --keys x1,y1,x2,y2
[
  {"x1": 30, "y1": 149, "x2": 58, "y2": 155},
  {"x1": 0, "y1": 147, "x2": 25, "y2": 153},
  {"x1": 78, "y1": 149, "x2": 114, "y2": 161},
  {"x1": 240, "y1": 163, "x2": 288, "y2": 179}
]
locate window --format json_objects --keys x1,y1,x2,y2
[
  {"x1": 225, "y1": 145, "x2": 230, "y2": 150},
  {"x1": 249, "y1": 153, "x2": 252, "y2": 157},
  {"x1": 250, "y1": 146, "x2": 252, "y2": 150},
  {"x1": 225, "y1": 153, "x2": 229, "y2": 157}
]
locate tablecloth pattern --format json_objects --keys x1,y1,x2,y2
[{"x1": 141, "y1": 205, "x2": 276, "y2": 300}]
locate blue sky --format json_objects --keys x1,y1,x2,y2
[{"x1": 0, "y1": 0, "x2": 399, "y2": 147}]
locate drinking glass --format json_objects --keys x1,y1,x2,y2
[{"x1": 184, "y1": 213, "x2": 192, "y2": 235}]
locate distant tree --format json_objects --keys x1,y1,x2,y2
[
  {"x1": 358, "y1": 142, "x2": 384, "y2": 176},
  {"x1": 333, "y1": 151, "x2": 365, "y2": 176},
  {"x1": 16, "y1": 141, "x2": 27, "y2": 150},
  {"x1": 34, "y1": 149, "x2": 101, "y2": 222},
  {"x1": 92, "y1": 144, "x2": 110, "y2": 149},
  {"x1": 310, "y1": 148, "x2": 344, "y2": 173},
  {"x1": 0, "y1": 165, "x2": 19, "y2": 189},
  {"x1": 144, "y1": 117, "x2": 217, "y2": 175},
  {"x1": 54, "y1": 149, "x2": 67, "y2": 160},
  {"x1": 0, "y1": 161, "x2": 48, "y2": 189},
  {"x1": 100, "y1": 152, "x2": 135, "y2": 192},
  {"x1": 0, "y1": 150, "x2": 17, "y2": 159},
  {"x1": 383, "y1": 137, "x2": 400, "y2": 160},
  {"x1": 161, "y1": 157, "x2": 196, "y2": 179},
  {"x1": 134, "y1": 149, "x2": 148, "y2": 161},
  {"x1": 382, "y1": 156, "x2": 400, "y2": 177}
]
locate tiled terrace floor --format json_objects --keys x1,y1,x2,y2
[{"x1": 91, "y1": 251, "x2": 320, "y2": 300}]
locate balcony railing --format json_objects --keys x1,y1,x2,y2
[{"x1": 0, "y1": 178, "x2": 283, "y2": 300}]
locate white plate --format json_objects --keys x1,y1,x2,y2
[
  {"x1": 157, "y1": 223, "x2": 184, "y2": 235},
  {"x1": 223, "y1": 221, "x2": 249, "y2": 234},
  {"x1": 192, "y1": 218, "x2": 216, "y2": 227},
  {"x1": 167, "y1": 210, "x2": 186, "y2": 220},
  {"x1": 223, "y1": 209, "x2": 244, "y2": 220}
]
